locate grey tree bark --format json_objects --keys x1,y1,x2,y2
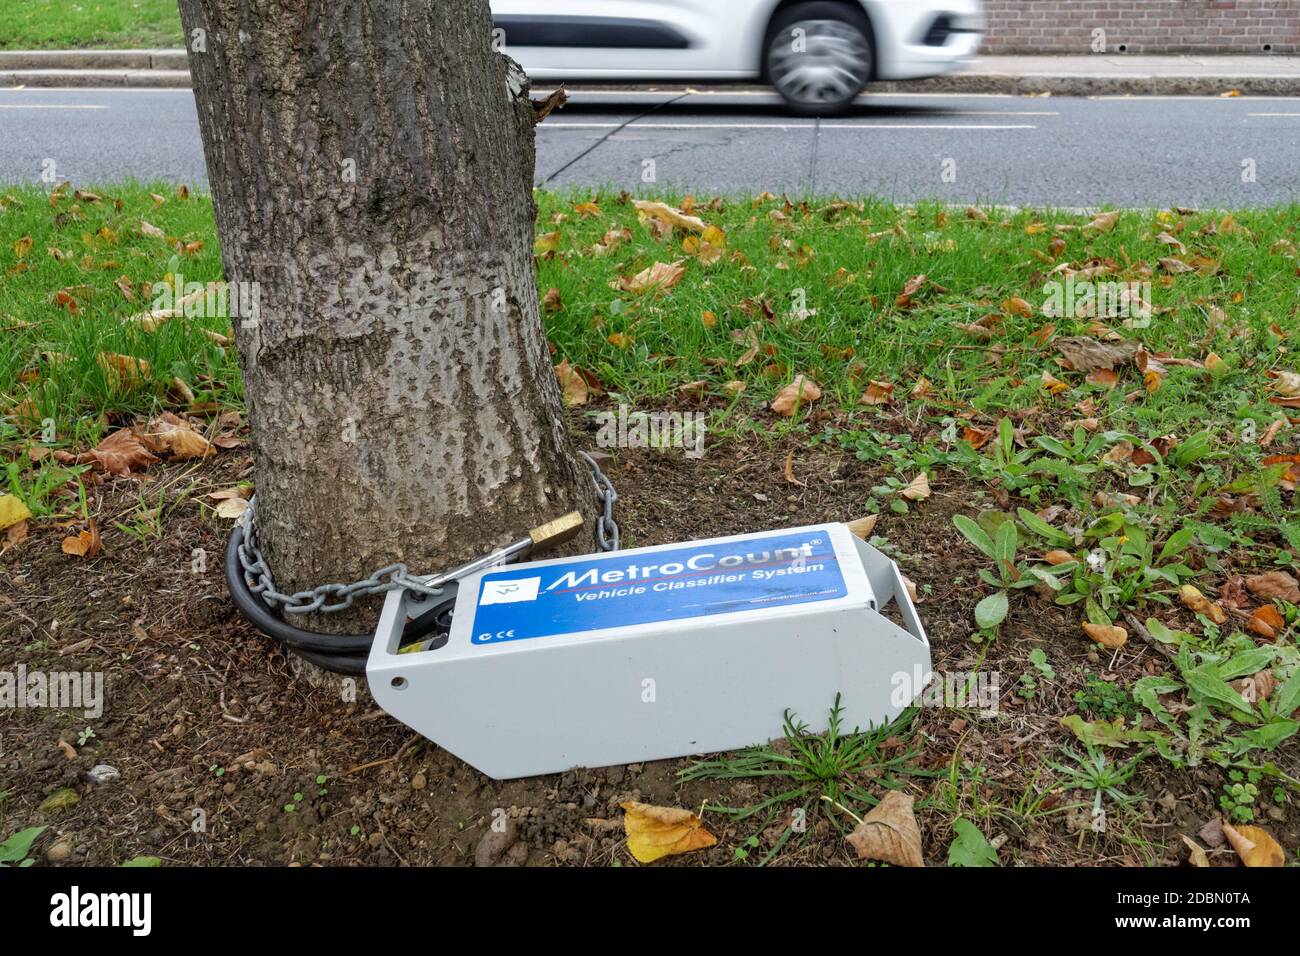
[{"x1": 177, "y1": 0, "x2": 594, "y2": 635}]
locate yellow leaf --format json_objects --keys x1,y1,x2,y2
[
  {"x1": 1082, "y1": 622, "x2": 1128, "y2": 649},
  {"x1": 632, "y1": 200, "x2": 707, "y2": 234},
  {"x1": 1179, "y1": 584, "x2": 1228, "y2": 624},
  {"x1": 572, "y1": 201, "x2": 602, "y2": 218},
  {"x1": 96, "y1": 352, "x2": 152, "y2": 390},
  {"x1": 0, "y1": 494, "x2": 32, "y2": 531},
  {"x1": 1083, "y1": 211, "x2": 1119, "y2": 234},
  {"x1": 846, "y1": 790, "x2": 924, "y2": 867},
  {"x1": 620, "y1": 801, "x2": 716, "y2": 864},
  {"x1": 534, "y1": 231, "x2": 561, "y2": 254},
  {"x1": 13, "y1": 235, "x2": 33, "y2": 258},
  {"x1": 1222, "y1": 822, "x2": 1285, "y2": 867}
]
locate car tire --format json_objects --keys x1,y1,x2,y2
[{"x1": 763, "y1": 2, "x2": 874, "y2": 116}]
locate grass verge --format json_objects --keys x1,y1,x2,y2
[{"x1": 0, "y1": 0, "x2": 183, "y2": 50}]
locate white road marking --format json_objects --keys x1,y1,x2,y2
[
  {"x1": 1248, "y1": 112, "x2": 1300, "y2": 117},
  {"x1": 0, "y1": 104, "x2": 107, "y2": 110},
  {"x1": 545, "y1": 122, "x2": 1035, "y2": 130}
]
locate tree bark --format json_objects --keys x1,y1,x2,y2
[{"x1": 178, "y1": 0, "x2": 594, "y2": 632}]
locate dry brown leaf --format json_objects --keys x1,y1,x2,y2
[
  {"x1": 847, "y1": 515, "x2": 879, "y2": 539},
  {"x1": 214, "y1": 497, "x2": 250, "y2": 520},
  {"x1": 1043, "y1": 550, "x2": 1075, "y2": 566},
  {"x1": 1055, "y1": 336, "x2": 1138, "y2": 372},
  {"x1": 96, "y1": 352, "x2": 152, "y2": 390},
  {"x1": 783, "y1": 450, "x2": 805, "y2": 487},
  {"x1": 139, "y1": 219, "x2": 165, "y2": 239},
  {"x1": 614, "y1": 260, "x2": 686, "y2": 295},
  {"x1": 901, "y1": 472, "x2": 931, "y2": 501},
  {"x1": 554, "y1": 359, "x2": 590, "y2": 407},
  {"x1": 770, "y1": 376, "x2": 820, "y2": 417},
  {"x1": 54, "y1": 428, "x2": 158, "y2": 477},
  {"x1": 542, "y1": 287, "x2": 563, "y2": 314},
  {"x1": 860, "y1": 381, "x2": 895, "y2": 406},
  {"x1": 1083, "y1": 211, "x2": 1119, "y2": 234},
  {"x1": 620, "y1": 801, "x2": 716, "y2": 864},
  {"x1": 1245, "y1": 570, "x2": 1300, "y2": 604},
  {"x1": 1247, "y1": 604, "x2": 1285, "y2": 640},
  {"x1": 846, "y1": 790, "x2": 924, "y2": 867},
  {"x1": 140, "y1": 413, "x2": 214, "y2": 460},
  {"x1": 62, "y1": 521, "x2": 103, "y2": 558},
  {"x1": 1082, "y1": 622, "x2": 1128, "y2": 649},
  {"x1": 1182, "y1": 835, "x2": 1210, "y2": 868},
  {"x1": 1222, "y1": 822, "x2": 1285, "y2": 867},
  {"x1": 632, "y1": 200, "x2": 707, "y2": 234},
  {"x1": 1180, "y1": 584, "x2": 1228, "y2": 624}
]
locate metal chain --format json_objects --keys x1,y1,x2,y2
[
  {"x1": 580, "y1": 450, "x2": 620, "y2": 552},
  {"x1": 237, "y1": 452, "x2": 619, "y2": 615}
]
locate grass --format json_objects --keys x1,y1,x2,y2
[
  {"x1": 3, "y1": 182, "x2": 1299, "y2": 863},
  {"x1": 0, "y1": 0, "x2": 183, "y2": 50}
]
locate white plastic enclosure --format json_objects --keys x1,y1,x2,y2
[{"x1": 367, "y1": 523, "x2": 931, "y2": 779}]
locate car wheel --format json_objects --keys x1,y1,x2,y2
[{"x1": 764, "y1": 2, "x2": 873, "y2": 116}]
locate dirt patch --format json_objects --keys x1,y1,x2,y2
[{"x1": 2, "y1": 427, "x2": 1295, "y2": 867}]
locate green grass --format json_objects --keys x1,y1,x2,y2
[
  {"x1": 3, "y1": 183, "x2": 1299, "y2": 862},
  {"x1": 0, "y1": 0, "x2": 183, "y2": 50}
]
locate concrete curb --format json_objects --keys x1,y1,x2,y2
[
  {"x1": 1, "y1": 49, "x2": 1298, "y2": 96},
  {"x1": 887, "y1": 72, "x2": 1300, "y2": 97}
]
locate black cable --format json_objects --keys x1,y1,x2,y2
[{"x1": 224, "y1": 525, "x2": 456, "y2": 675}]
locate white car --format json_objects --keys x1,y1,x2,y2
[{"x1": 491, "y1": 0, "x2": 984, "y2": 115}]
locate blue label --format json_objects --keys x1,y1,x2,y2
[{"x1": 469, "y1": 529, "x2": 846, "y2": 645}]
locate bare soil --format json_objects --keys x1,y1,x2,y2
[{"x1": 3, "y1": 419, "x2": 1296, "y2": 867}]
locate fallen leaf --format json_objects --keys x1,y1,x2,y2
[
  {"x1": 542, "y1": 287, "x2": 563, "y2": 313},
  {"x1": 140, "y1": 413, "x2": 214, "y2": 460},
  {"x1": 54, "y1": 428, "x2": 158, "y2": 477},
  {"x1": 770, "y1": 376, "x2": 820, "y2": 417},
  {"x1": 1082, "y1": 622, "x2": 1128, "y2": 649},
  {"x1": 901, "y1": 472, "x2": 931, "y2": 501},
  {"x1": 846, "y1": 790, "x2": 924, "y2": 867},
  {"x1": 1043, "y1": 550, "x2": 1075, "y2": 565},
  {"x1": 554, "y1": 359, "x2": 591, "y2": 407},
  {"x1": 0, "y1": 494, "x2": 32, "y2": 531},
  {"x1": 783, "y1": 451, "x2": 805, "y2": 487},
  {"x1": 96, "y1": 352, "x2": 152, "y2": 390},
  {"x1": 1182, "y1": 835, "x2": 1210, "y2": 868},
  {"x1": 860, "y1": 380, "x2": 895, "y2": 406},
  {"x1": 139, "y1": 219, "x2": 166, "y2": 239},
  {"x1": 632, "y1": 200, "x2": 707, "y2": 234},
  {"x1": 614, "y1": 260, "x2": 686, "y2": 295},
  {"x1": 1083, "y1": 211, "x2": 1119, "y2": 234},
  {"x1": 1055, "y1": 336, "x2": 1138, "y2": 372},
  {"x1": 1246, "y1": 570, "x2": 1300, "y2": 604},
  {"x1": 1180, "y1": 584, "x2": 1228, "y2": 624},
  {"x1": 1222, "y1": 822, "x2": 1285, "y2": 867},
  {"x1": 1247, "y1": 604, "x2": 1285, "y2": 640},
  {"x1": 620, "y1": 801, "x2": 716, "y2": 864},
  {"x1": 62, "y1": 520, "x2": 103, "y2": 558},
  {"x1": 847, "y1": 515, "x2": 879, "y2": 539},
  {"x1": 531, "y1": 85, "x2": 567, "y2": 124},
  {"x1": 214, "y1": 497, "x2": 250, "y2": 520}
]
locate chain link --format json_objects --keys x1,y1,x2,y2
[
  {"x1": 237, "y1": 452, "x2": 619, "y2": 614},
  {"x1": 580, "y1": 450, "x2": 620, "y2": 552}
]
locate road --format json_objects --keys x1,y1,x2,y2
[{"x1": 2, "y1": 86, "x2": 1299, "y2": 207}]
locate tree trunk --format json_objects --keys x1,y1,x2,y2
[{"x1": 178, "y1": 0, "x2": 594, "y2": 634}]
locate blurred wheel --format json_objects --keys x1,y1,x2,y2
[{"x1": 765, "y1": 2, "x2": 873, "y2": 116}]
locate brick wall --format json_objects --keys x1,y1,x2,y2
[{"x1": 982, "y1": 1, "x2": 1300, "y2": 54}]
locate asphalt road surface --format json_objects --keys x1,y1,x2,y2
[{"x1": 2, "y1": 86, "x2": 1299, "y2": 207}]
